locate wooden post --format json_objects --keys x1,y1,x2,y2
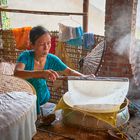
[{"x1": 83, "y1": 0, "x2": 89, "y2": 32}]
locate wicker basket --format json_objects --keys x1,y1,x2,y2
[{"x1": 0, "y1": 74, "x2": 36, "y2": 95}]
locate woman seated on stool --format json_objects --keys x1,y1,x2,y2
[{"x1": 14, "y1": 25, "x2": 95, "y2": 124}]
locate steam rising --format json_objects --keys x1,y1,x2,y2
[
  {"x1": 108, "y1": 1, "x2": 140, "y2": 87},
  {"x1": 113, "y1": 34, "x2": 131, "y2": 56}
]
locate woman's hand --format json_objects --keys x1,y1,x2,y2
[
  {"x1": 79, "y1": 74, "x2": 96, "y2": 80},
  {"x1": 83, "y1": 74, "x2": 96, "y2": 78},
  {"x1": 43, "y1": 70, "x2": 59, "y2": 82}
]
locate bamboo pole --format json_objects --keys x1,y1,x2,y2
[{"x1": 0, "y1": 7, "x2": 86, "y2": 16}]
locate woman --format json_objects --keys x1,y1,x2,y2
[{"x1": 14, "y1": 25, "x2": 92, "y2": 117}]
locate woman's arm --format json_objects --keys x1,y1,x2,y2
[
  {"x1": 14, "y1": 62, "x2": 59, "y2": 81},
  {"x1": 62, "y1": 67, "x2": 84, "y2": 76},
  {"x1": 62, "y1": 67, "x2": 95, "y2": 78}
]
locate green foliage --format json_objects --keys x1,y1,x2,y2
[{"x1": 0, "y1": 0, "x2": 10, "y2": 29}]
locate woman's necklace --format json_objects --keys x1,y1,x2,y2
[
  {"x1": 34, "y1": 56, "x2": 46, "y2": 65},
  {"x1": 34, "y1": 55, "x2": 43, "y2": 65}
]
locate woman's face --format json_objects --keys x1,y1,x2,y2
[{"x1": 32, "y1": 33, "x2": 51, "y2": 57}]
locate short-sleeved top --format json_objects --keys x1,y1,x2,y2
[{"x1": 17, "y1": 50, "x2": 67, "y2": 114}]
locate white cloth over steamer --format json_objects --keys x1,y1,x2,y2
[{"x1": 63, "y1": 77, "x2": 129, "y2": 113}]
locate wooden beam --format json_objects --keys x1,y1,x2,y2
[
  {"x1": 0, "y1": 7, "x2": 86, "y2": 16},
  {"x1": 83, "y1": 0, "x2": 89, "y2": 32}
]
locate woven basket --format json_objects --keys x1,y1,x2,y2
[{"x1": 0, "y1": 74, "x2": 36, "y2": 95}]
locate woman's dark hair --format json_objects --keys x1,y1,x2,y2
[{"x1": 29, "y1": 25, "x2": 50, "y2": 45}]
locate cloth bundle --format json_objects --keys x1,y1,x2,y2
[
  {"x1": 58, "y1": 23, "x2": 83, "y2": 46},
  {"x1": 58, "y1": 23, "x2": 94, "y2": 48}
]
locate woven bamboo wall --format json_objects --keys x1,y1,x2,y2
[{"x1": 0, "y1": 29, "x2": 22, "y2": 63}]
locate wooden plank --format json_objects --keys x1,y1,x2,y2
[{"x1": 0, "y1": 7, "x2": 86, "y2": 16}]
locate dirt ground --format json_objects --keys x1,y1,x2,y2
[{"x1": 123, "y1": 113, "x2": 140, "y2": 140}]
